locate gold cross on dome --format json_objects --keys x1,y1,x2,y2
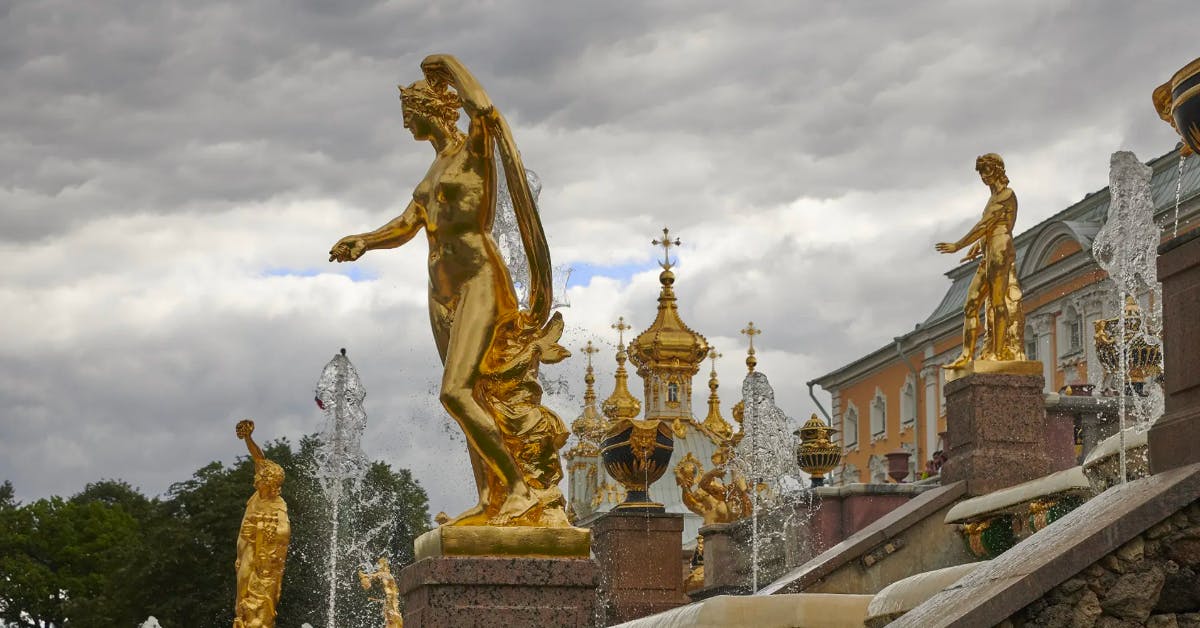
[
  {"x1": 652, "y1": 227, "x2": 681, "y2": 270},
  {"x1": 708, "y1": 348, "x2": 722, "y2": 374},
  {"x1": 740, "y1": 322, "x2": 761, "y2": 351},
  {"x1": 612, "y1": 316, "x2": 632, "y2": 346},
  {"x1": 581, "y1": 340, "x2": 599, "y2": 369}
]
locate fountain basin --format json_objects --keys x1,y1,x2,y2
[
  {"x1": 1081, "y1": 425, "x2": 1151, "y2": 492},
  {"x1": 612, "y1": 593, "x2": 873, "y2": 628}
]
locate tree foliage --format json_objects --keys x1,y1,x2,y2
[{"x1": 0, "y1": 436, "x2": 431, "y2": 627}]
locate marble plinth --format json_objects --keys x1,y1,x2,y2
[
  {"x1": 588, "y1": 510, "x2": 690, "y2": 624},
  {"x1": 940, "y1": 372, "x2": 1050, "y2": 496},
  {"x1": 1150, "y1": 229, "x2": 1200, "y2": 473},
  {"x1": 398, "y1": 556, "x2": 598, "y2": 628}
]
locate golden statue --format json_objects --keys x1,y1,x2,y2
[
  {"x1": 359, "y1": 557, "x2": 403, "y2": 628},
  {"x1": 936, "y1": 153, "x2": 1033, "y2": 376},
  {"x1": 330, "y1": 55, "x2": 583, "y2": 555},
  {"x1": 673, "y1": 449, "x2": 752, "y2": 526},
  {"x1": 233, "y1": 420, "x2": 290, "y2": 628}
]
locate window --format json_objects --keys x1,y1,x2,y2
[
  {"x1": 1025, "y1": 329, "x2": 1038, "y2": 361},
  {"x1": 667, "y1": 382, "x2": 679, "y2": 403},
  {"x1": 843, "y1": 407, "x2": 859, "y2": 449},
  {"x1": 870, "y1": 389, "x2": 887, "y2": 439},
  {"x1": 901, "y1": 380, "x2": 916, "y2": 428},
  {"x1": 1069, "y1": 319, "x2": 1081, "y2": 351}
]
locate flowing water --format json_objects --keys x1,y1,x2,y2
[
  {"x1": 313, "y1": 350, "x2": 369, "y2": 628},
  {"x1": 1091, "y1": 151, "x2": 1166, "y2": 483}
]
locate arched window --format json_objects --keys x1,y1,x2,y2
[
  {"x1": 870, "y1": 389, "x2": 887, "y2": 440},
  {"x1": 843, "y1": 405, "x2": 859, "y2": 449},
  {"x1": 667, "y1": 382, "x2": 679, "y2": 403},
  {"x1": 900, "y1": 378, "x2": 916, "y2": 428}
]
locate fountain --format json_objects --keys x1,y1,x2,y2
[
  {"x1": 1090, "y1": 151, "x2": 1166, "y2": 484},
  {"x1": 313, "y1": 349, "x2": 369, "y2": 628}
]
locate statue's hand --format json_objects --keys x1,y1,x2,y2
[
  {"x1": 330, "y1": 236, "x2": 367, "y2": 262},
  {"x1": 236, "y1": 419, "x2": 254, "y2": 440},
  {"x1": 959, "y1": 242, "x2": 982, "y2": 262},
  {"x1": 935, "y1": 242, "x2": 959, "y2": 254}
]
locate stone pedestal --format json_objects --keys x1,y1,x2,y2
[
  {"x1": 697, "y1": 522, "x2": 742, "y2": 594},
  {"x1": 588, "y1": 510, "x2": 689, "y2": 624},
  {"x1": 1150, "y1": 230, "x2": 1200, "y2": 473},
  {"x1": 397, "y1": 556, "x2": 598, "y2": 628},
  {"x1": 941, "y1": 372, "x2": 1050, "y2": 496}
]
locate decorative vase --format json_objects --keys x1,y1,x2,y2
[
  {"x1": 885, "y1": 450, "x2": 912, "y2": 483},
  {"x1": 795, "y1": 414, "x2": 841, "y2": 487},
  {"x1": 1154, "y1": 57, "x2": 1200, "y2": 155},
  {"x1": 600, "y1": 418, "x2": 674, "y2": 511}
]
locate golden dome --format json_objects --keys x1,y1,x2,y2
[
  {"x1": 700, "y1": 349, "x2": 734, "y2": 442},
  {"x1": 627, "y1": 267, "x2": 710, "y2": 378},
  {"x1": 567, "y1": 341, "x2": 607, "y2": 458},
  {"x1": 602, "y1": 318, "x2": 642, "y2": 422}
]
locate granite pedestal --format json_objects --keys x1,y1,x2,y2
[
  {"x1": 940, "y1": 372, "x2": 1051, "y2": 496},
  {"x1": 397, "y1": 555, "x2": 598, "y2": 628},
  {"x1": 1150, "y1": 229, "x2": 1200, "y2": 473},
  {"x1": 587, "y1": 510, "x2": 689, "y2": 625}
]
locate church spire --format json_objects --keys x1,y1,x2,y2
[
  {"x1": 602, "y1": 317, "x2": 642, "y2": 422},
  {"x1": 740, "y1": 321, "x2": 761, "y2": 373},
  {"x1": 567, "y1": 341, "x2": 605, "y2": 458},
  {"x1": 701, "y1": 348, "x2": 734, "y2": 442}
]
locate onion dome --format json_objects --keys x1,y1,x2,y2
[
  {"x1": 627, "y1": 267, "x2": 710, "y2": 379},
  {"x1": 700, "y1": 349, "x2": 734, "y2": 442},
  {"x1": 602, "y1": 317, "x2": 642, "y2": 422},
  {"x1": 567, "y1": 341, "x2": 606, "y2": 458}
]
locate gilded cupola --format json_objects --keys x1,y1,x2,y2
[
  {"x1": 567, "y1": 341, "x2": 607, "y2": 458},
  {"x1": 627, "y1": 228, "x2": 710, "y2": 424},
  {"x1": 601, "y1": 316, "x2": 642, "y2": 422}
]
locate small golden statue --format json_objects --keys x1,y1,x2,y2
[
  {"x1": 673, "y1": 448, "x2": 752, "y2": 526},
  {"x1": 936, "y1": 153, "x2": 1035, "y2": 378},
  {"x1": 233, "y1": 420, "x2": 290, "y2": 628},
  {"x1": 330, "y1": 54, "x2": 571, "y2": 529},
  {"x1": 359, "y1": 557, "x2": 403, "y2": 628}
]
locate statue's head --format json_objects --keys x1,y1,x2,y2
[
  {"x1": 399, "y1": 79, "x2": 461, "y2": 141},
  {"x1": 975, "y1": 153, "x2": 1009, "y2": 187},
  {"x1": 254, "y1": 460, "x2": 285, "y2": 498},
  {"x1": 674, "y1": 453, "x2": 700, "y2": 486}
]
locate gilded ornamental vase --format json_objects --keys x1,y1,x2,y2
[
  {"x1": 1154, "y1": 57, "x2": 1200, "y2": 155},
  {"x1": 600, "y1": 418, "x2": 674, "y2": 511}
]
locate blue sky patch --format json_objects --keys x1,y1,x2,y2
[
  {"x1": 263, "y1": 266, "x2": 378, "y2": 282},
  {"x1": 567, "y1": 260, "x2": 656, "y2": 288}
]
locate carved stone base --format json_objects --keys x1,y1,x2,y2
[
  {"x1": 1151, "y1": 230, "x2": 1200, "y2": 473},
  {"x1": 941, "y1": 372, "x2": 1050, "y2": 497},
  {"x1": 413, "y1": 525, "x2": 591, "y2": 560},
  {"x1": 587, "y1": 510, "x2": 689, "y2": 624},
  {"x1": 397, "y1": 556, "x2": 598, "y2": 628}
]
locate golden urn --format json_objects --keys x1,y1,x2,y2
[
  {"x1": 600, "y1": 418, "x2": 675, "y2": 511},
  {"x1": 796, "y1": 414, "x2": 841, "y2": 487},
  {"x1": 1093, "y1": 296, "x2": 1163, "y2": 394},
  {"x1": 1154, "y1": 56, "x2": 1200, "y2": 155}
]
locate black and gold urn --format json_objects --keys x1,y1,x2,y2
[
  {"x1": 1154, "y1": 57, "x2": 1200, "y2": 155},
  {"x1": 796, "y1": 414, "x2": 842, "y2": 488},
  {"x1": 600, "y1": 418, "x2": 675, "y2": 511}
]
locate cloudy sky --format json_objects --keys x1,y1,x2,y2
[{"x1": 1, "y1": 0, "x2": 1194, "y2": 515}]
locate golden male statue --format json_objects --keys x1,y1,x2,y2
[
  {"x1": 936, "y1": 153, "x2": 1026, "y2": 369},
  {"x1": 330, "y1": 54, "x2": 571, "y2": 528},
  {"x1": 233, "y1": 420, "x2": 290, "y2": 628},
  {"x1": 359, "y1": 557, "x2": 403, "y2": 628}
]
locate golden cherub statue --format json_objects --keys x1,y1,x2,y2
[
  {"x1": 329, "y1": 54, "x2": 571, "y2": 528},
  {"x1": 936, "y1": 153, "x2": 1028, "y2": 373},
  {"x1": 233, "y1": 420, "x2": 290, "y2": 628},
  {"x1": 359, "y1": 557, "x2": 403, "y2": 628}
]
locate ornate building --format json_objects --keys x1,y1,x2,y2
[
  {"x1": 566, "y1": 229, "x2": 741, "y2": 541},
  {"x1": 812, "y1": 148, "x2": 1200, "y2": 484}
]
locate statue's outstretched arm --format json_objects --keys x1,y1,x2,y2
[
  {"x1": 236, "y1": 419, "x2": 266, "y2": 464},
  {"x1": 330, "y1": 199, "x2": 425, "y2": 262}
]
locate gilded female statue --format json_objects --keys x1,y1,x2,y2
[
  {"x1": 233, "y1": 420, "x2": 289, "y2": 628},
  {"x1": 330, "y1": 54, "x2": 570, "y2": 527}
]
